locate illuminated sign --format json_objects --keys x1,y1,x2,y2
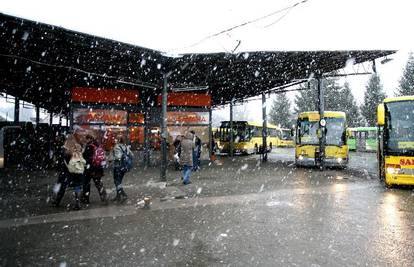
[
  {"x1": 167, "y1": 111, "x2": 209, "y2": 125},
  {"x1": 72, "y1": 87, "x2": 139, "y2": 104},
  {"x1": 157, "y1": 92, "x2": 211, "y2": 107}
]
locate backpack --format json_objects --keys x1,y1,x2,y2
[
  {"x1": 120, "y1": 145, "x2": 133, "y2": 172},
  {"x1": 92, "y1": 144, "x2": 107, "y2": 168},
  {"x1": 66, "y1": 152, "x2": 86, "y2": 174}
]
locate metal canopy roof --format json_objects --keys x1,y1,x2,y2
[{"x1": 0, "y1": 13, "x2": 394, "y2": 115}]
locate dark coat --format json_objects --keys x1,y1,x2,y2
[{"x1": 180, "y1": 133, "x2": 195, "y2": 166}]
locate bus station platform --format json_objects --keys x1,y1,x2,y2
[
  {"x1": 0, "y1": 148, "x2": 377, "y2": 221},
  {"x1": 2, "y1": 149, "x2": 414, "y2": 266}
]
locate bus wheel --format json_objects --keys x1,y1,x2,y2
[
  {"x1": 378, "y1": 164, "x2": 391, "y2": 188},
  {"x1": 380, "y1": 171, "x2": 392, "y2": 188},
  {"x1": 384, "y1": 180, "x2": 393, "y2": 189},
  {"x1": 254, "y1": 144, "x2": 259, "y2": 154}
]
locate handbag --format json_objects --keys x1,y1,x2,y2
[{"x1": 65, "y1": 152, "x2": 86, "y2": 174}]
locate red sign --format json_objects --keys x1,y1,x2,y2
[
  {"x1": 167, "y1": 111, "x2": 209, "y2": 124},
  {"x1": 400, "y1": 159, "x2": 414, "y2": 166},
  {"x1": 72, "y1": 87, "x2": 139, "y2": 104},
  {"x1": 157, "y1": 92, "x2": 211, "y2": 107}
]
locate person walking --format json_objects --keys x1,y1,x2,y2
[
  {"x1": 180, "y1": 131, "x2": 195, "y2": 185},
  {"x1": 81, "y1": 134, "x2": 108, "y2": 205},
  {"x1": 173, "y1": 135, "x2": 182, "y2": 171},
  {"x1": 190, "y1": 131, "x2": 201, "y2": 171},
  {"x1": 52, "y1": 134, "x2": 85, "y2": 210},
  {"x1": 111, "y1": 136, "x2": 133, "y2": 203},
  {"x1": 51, "y1": 134, "x2": 71, "y2": 207}
]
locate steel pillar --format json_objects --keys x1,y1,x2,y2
[
  {"x1": 262, "y1": 93, "x2": 268, "y2": 162},
  {"x1": 160, "y1": 74, "x2": 168, "y2": 181},
  {"x1": 144, "y1": 108, "x2": 150, "y2": 168},
  {"x1": 69, "y1": 103, "x2": 74, "y2": 131},
  {"x1": 14, "y1": 96, "x2": 19, "y2": 123},
  {"x1": 229, "y1": 100, "x2": 234, "y2": 158},
  {"x1": 208, "y1": 107, "x2": 213, "y2": 160},
  {"x1": 48, "y1": 111, "x2": 53, "y2": 165},
  {"x1": 317, "y1": 77, "x2": 325, "y2": 169},
  {"x1": 35, "y1": 106, "x2": 40, "y2": 125}
]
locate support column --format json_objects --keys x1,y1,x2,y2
[
  {"x1": 69, "y1": 104, "x2": 74, "y2": 131},
  {"x1": 262, "y1": 93, "x2": 268, "y2": 162},
  {"x1": 317, "y1": 77, "x2": 326, "y2": 169},
  {"x1": 59, "y1": 115, "x2": 62, "y2": 126},
  {"x1": 229, "y1": 100, "x2": 234, "y2": 158},
  {"x1": 144, "y1": 108, "x2": 150, "y2": 168},
  {"x1": 35, "y1": 106, "x2": 40, "y2": 125},
  {"x1": 160, "y1": 74, "x2": 168, "y2": 181},
  {"x1": 48, "y1": 111, "x2": 53, "y2": 166},
  {"x1": 66, "y1": 116, "x2": 69, "y2": 127},
  {"x1": 14, "y1": 96, "x2": 20, "y2": 123},
  {"x1": 126, "y1": 112, "x2": 130, "y2": 145},
  {"x1": 208, "y1": 107, "x2": 213, "y2": 160}
]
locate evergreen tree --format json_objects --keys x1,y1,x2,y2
[
  {"x1": 396, "y1": 53, "x2": 414, "y2": 96},
  {"x1": 361, "y1": 74, "x2": 386, "y2": 126},
  {"x1": 294, "y1": 78, "x2": 361, "y2": 126},
  {"x1": 323, "y1": 78, "x2": 343, "y2": 111},
  {"x1": 294, "y1": 78, "x2": 342, "y2": 113},
  {"x1": 269, "y1": 92, "x2": 292, "y2": 128},
  {"x1": 294, "y1": 81, "x2": 317, "y2": 114},
  {"x1": 340, "y1": 82, "x2": 362, "y2": 127}
]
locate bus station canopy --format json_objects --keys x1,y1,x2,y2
[{"x1": 0, "y1": 13, "x2": 394, "y2": 114}]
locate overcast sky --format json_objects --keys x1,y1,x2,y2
[{"x1": 1, "y1": 0, "x2": 413, "y2": 123}]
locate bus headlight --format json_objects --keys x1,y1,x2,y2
[
  {"x1": 337, "y1": 158, "x2": 343, "y2": 163},
  {"x1": 386, "y1": 164, "x2": 402, "y2": 175},
  {"x1": 298, "y1": 155, "x2": 304, "y2": 161}
]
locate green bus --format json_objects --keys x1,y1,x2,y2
[{"x1": 347, "y1": 127, "x2": 377, "y2": 152}]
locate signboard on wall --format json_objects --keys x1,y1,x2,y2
[
  {"x1": 73, "y1": 108, "x2": 127, "y2": 125},
  {"x1": 167, "y1": 111, "x2": 209, "y2": 125},
  {"x1": 72, "y1": 87, "x2": 139, "y2": 104},
  {"x1": 157, "y1": 92, "x2": 211, "y2": 107}
]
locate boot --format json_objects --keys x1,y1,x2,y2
[
  {"x1": 73, "y1": 192, "x2": 81, "y2": 210},
  {"x1": 119, "y1": 189, "x2": 128, "y2": 203},
  {"x1": 111, "y1": 191, "x2": 121, "y2": 202},
  {"x1": 80, "y1": 192, "x2": 90, "y2": 205},
  {"x1": 100, "y1": 188, "x2": 108, "y2": 205}
]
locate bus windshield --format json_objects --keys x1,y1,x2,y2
[
  {"x1": 281, "y1": 129, "x2": 293, "y2": 140},
  {"x1": 297, "y1": 119, "x2": 318, "y2": 145},
  {"x1": 385, "y1": 101, "x2": 414, "y2": 155},
  {"x1": 325, "y1": 118, "x2": 346, "y2": 146},
  {"x1": 297, "y1": 117, "x2": 346, "y2": 146},
  {"x1": 219, "y1": 122, "x2": 251, "y2": 142}
]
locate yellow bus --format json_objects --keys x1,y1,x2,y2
[
  {"x1": 277, "y1": 128, "x2": 295, "y2": 147},
  {"x1": 217, "y1": 121, "x2": 279, "y2": 155},
  {"x1": 377, "y1": 96, "x2": 414, "y2": 187},
  {"x1": 295, "y1": 111, "x2": 348, "y2": 167}
]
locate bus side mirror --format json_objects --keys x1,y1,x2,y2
[
  {"x1": 377, "y1": 104, "x2": 385, "y2": 126},
  {"x1": 346, "y1": 129, "x2": 351, "y2": 138}
]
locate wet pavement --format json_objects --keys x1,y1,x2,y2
[{"x1": 0, "y1": 148, "x2": 414, "y2": 266}]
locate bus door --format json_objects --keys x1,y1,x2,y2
[{"x1": 357, "y1": 131, "x2": 366, "y2": 151}]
